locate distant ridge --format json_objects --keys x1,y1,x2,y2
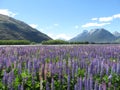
[
  {"x1": 70, "y1": 28, "x2": 120, "y2": 43},
  {"x1": 0, "y1": 14, "x2": 52, "y2": 43},
  {"x1": 113, "y1": 31, "x2": 120, "y2": 37}
]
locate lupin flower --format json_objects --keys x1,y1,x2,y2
[
  {"x1": 94, "y1": 81, "x2": 98, "y2": 90},
  {"x1": 99, "y1": 84, "x2": 102, "y2": 90},
  {"x1": 67, "y1": 74, "x2": 70, "y2": 90},
  {"x1": 102, "y1": 83, "x2": 106, "y2": 90},
  {"x1": 74, "y1": 84, "x2": 78, "y2": 90},
  {"x1": 83, "y1": 77, "x2": 87, "y2": 90},
  {"x1": 108, "y1": 74, "x2": 112, "y2": 79},
  {"x1": 79, "y1": 77, "x2": 82, "y2": 90},
  {"x1": 51, "y1": 77, "x2": 54, "y2": 90},
  {"x1": 89, "y1": 76, "x2": 93, "y2": 90},
  {"x1": 116, "y1": 62, "x2": 120, "y2": 74},
  {"x1": 2, "y1": 71, "x2": 8, "y2": 85},
  {"x1": 28, "y1": 61, "x2": 33, "y2": 73},
  {"x1": 46, "y1": 82, "x2": 50, "y2": 90}
]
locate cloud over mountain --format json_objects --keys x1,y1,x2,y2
[{"x1": 0, "y1": 9, "x2": 17, "y2": 17}]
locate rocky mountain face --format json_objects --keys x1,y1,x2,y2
[{"x1": 70, "y1": 28, "x2": 120, "y2": 43}]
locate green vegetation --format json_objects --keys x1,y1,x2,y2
[
  {"x1": 0, "y1": 40, "x2": 31, "y2": 45},
  {"x1": 41, "y1": 40, "x2": 69, "y2": 45},
  {"x1": 41, "y1": 40, "x2": 89, "y2": 45}
]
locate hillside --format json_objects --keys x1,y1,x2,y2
[{"x1": 0, "y1": 14, "x2": 52, "y2": 43}]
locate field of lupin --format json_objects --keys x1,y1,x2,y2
[{"x1": 0, "y1": 45, "x2": 120, "y2": 90}]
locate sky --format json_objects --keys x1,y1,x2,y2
[{"x1": 0, "y1": 0, "x2": 120, "y2": 40}]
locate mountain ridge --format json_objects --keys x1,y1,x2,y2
[
  {"x1": 0, "y1": 14, "x2": 52, "y2": 43},
  {"x1": 70, "y1": 28, "x2": 120, "y2": 43}
]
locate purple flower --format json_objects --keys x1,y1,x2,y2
[
  {"x1": 79, "y1": 77, "x2": 82, "y2": 90},
  {"x1": 51, "y1": 77, "x2": 54, "y2": 90},
  {"x1": 94, "y1": 81, "x2": 98, "y2": 90},
  {"x1": 67, "y1": 74, "x2": 70, "y2": 90},
  {"x1": 2, "y1": 71, "x2": 8, "y2": 85},
  {"x1": 102, "y1": 83, "x2": 106, "y2": 90},
  {"x1": 74, "y1": 84, "x2": 77, "y2": 90},
  {"x1": 89, "y1": 76, "x2": 93, "y2": 90},
  {"x1": 108, "y1": 74, "x2": 112, "y2": 79},
  {"x1": 46, "y1": 82, "x2": 50, "y2": 90},
  {"x1": 99, "y1": 84, "x2": 102, "y2": 90}
]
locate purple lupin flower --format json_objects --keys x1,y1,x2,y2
[
  {"x1": 17, "y1": 63, "x2": 22, "y2": 75},
  {"x1": 18, "y1": 84, "x2": 24, "y2": 90},
  {"x1": 108, "y1": 82, "x2": 112, "y2": 89},
  {"x1": 18, "y1": 84, "x2": 21, "y2": 90},
  {"x1": 83, "y1": 77, "x2": 87, "y2": 90},
  {"x1": 100, "y1": 60, "x2": 104, "y2": 78},
  {"x1": 108, "y1": 74, "x2": 112, "y2": 80},
  {"x1": 75, "y1": 65, "x2": 78, "y2": 75},
  {"x1": 28, "y1": 61, "x2": 33, "y2": 73},
  {"x1": 79, "y1": 77, "x2": 82, "y2": 90},
  {"x1": 94, "y1": 81, "x2": 98, "y2": 90},
  {"x1": 21, "y1": 83, "x2": 24, "y2": 90},
  {"x1": 87, "y1": 66, "x2": 91, "y2": 77},
  {"x1": 102, "y1": 83, "x2": 106, "y2": 90},
  {"x1": 46, "y1": 82, "x2": 50, "y2": 90},
  {"x1": 74, "y1": 84, "x2": 78, "y2": 90},
  {"x1": 86, "y1": 77, "x2": 90, "y2": 90},
  {"x1": 116, "y1": 62, "x2": 120, "y2": 74},
  {"x1": 99, "y1": 84, "x2": 102, "y2": 90},
  {"x1": 111, "y1": 64, "x2": 116, "y2": 73},
  {"x1": 7, "y1": 75, "x2": 13, "y2": 89},
  {"x1": 96, "y1": 60, "x2": 100, "y2": 74},
  {"x1": 72, "y1": 62, "x2": 75, "y2": 80},
  {"x1": 2, "y1": 71, "x2": 8, "y2": 85},
  {"x1": 51, "y1": 77, "x2": 54, "y2": 90},
  {"x1": 67, "y1": 74, "x2": 70, "y2": 90},
  {"x1": 89, "y1": 76, "x2": 93, "y2": 90},
  {"x1": 106, "y1": 65, "x2": 109, "y2": 76}
]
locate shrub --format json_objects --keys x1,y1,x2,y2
[{"x1": 0, "y1": 40, "x2": 31, "y2": 45}]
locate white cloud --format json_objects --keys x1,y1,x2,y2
[
  {"x1": 54, "y1": 23, "x2": 59, "y2": 26},
  {"x1": 113, "y1": 14, "x2": 120, "y2": 18},
  {"x1": 82, "y1": 13, "x2": 120, "y2": 28},
  {"x1": 91, "y1": 18, "x2": 98, "y2": 21},
  {"x1": 48, "y1": 33, "x2": 71, "y2": 40},
  {"x1": 29, "y1": 24, "x2": 38, "y2": 29},
  {"x1": 0, "y1": 9, "x2": 17, "y2": 17},
  {"x1": 90, "y1": 13, "x2": 120, "y2": 23},
  {"x1": 82, "y1": 22, "x2": 110, "y2": 28},
  {"x1": 99, "y1": 17, "x2": 113, "y2": 22}
]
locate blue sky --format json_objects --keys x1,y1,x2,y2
[{"x1": 0, "y1": 0, "x2": 120, "y2": 40}]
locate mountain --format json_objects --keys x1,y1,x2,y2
[
  {"x1": 70, "y1": 30, "x2": 88, "y2": 42},
  {"x1": 113, "y1": 31, "x2": 120, "y2": 37},
  {"x1": 70, "y1": 28, "x2": 117, "y2": 43},
  {"x1": 0, "y1": 14, "x2": 52, "y2": 43}
]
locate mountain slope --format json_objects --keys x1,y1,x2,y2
[
  {"x1": 70, "y1": 28, "x2": 116, "y2": 43},
  {"x1": 70, "y1": 30, "x2": 88, "y2": 42},
  {"x1": 0, "y1": 14, "x2": 52, "y2": 43},
  {"x1": 113, "y1": 31, "x2": 120, "y2": 37}
]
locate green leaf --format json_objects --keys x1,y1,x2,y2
[
  {"x1": 26, "y1": 80, "x2": 32, "y2": 87},
  {"x1": 35, "y1": 82, "x2": 40, "y2": 88},
  {"x1": 103, "y1": 75, "x2": 109, "y2": 83},
  {"x1": 21, "y1": 72, "x2": 27, "y2": 78},
  {"x1": 0, "y1": 82, "x2": 5, "y2": 89}
]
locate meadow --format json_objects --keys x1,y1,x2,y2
[{"x1": 0, "y1": 45, "x2": 120, "y2": 90}]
